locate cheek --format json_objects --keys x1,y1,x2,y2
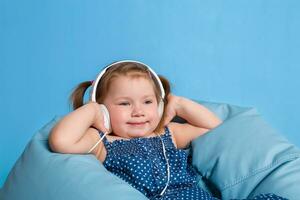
[
  {"x1": 108, "y1": 109, "x2": 128, "y2": 136},
  {"x1": 109, "y1": 108, "x2": 128, "y2": 123}
]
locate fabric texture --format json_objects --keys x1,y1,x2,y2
[
  {"x1": 191, "y1": 101, "x2": 300, "y2": 199},
  {"x1": 0, "y1": 116, "x2": 147, "y2": 200},
  {"x1": 98, "y1": 126, "x2": 287, "y2": 200},
  {"x1": 99, "y1": 127, "x2": 216, "y2": 200}
]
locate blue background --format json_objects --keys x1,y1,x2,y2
[{"x1": 0, "y1": 0, "x2": 299, "y2": 187}]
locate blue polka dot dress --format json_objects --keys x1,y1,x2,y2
[{"x1": 98, "y1": 127, "x2": 287, "y2": 200}]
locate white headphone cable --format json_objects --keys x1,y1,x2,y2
[
  {"x1": 87, "y1": 132, "x2": 109, "y2": 154},
  {"x1": 158, "y1": 134, "x2": 170, "y2": 196}
]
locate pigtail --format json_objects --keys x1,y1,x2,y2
[
  {"x1": 154, "y1": 75, "x2": 172, "y2": 132},
  {"x1": 158, "y1": 75, "x2": 171, "y2": 103},
  {"x1": 69, "y1": 81, "x2": 92, "y2": 110}
]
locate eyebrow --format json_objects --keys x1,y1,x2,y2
[{"x1": 114, "y1": 95, "x2": 156, "y2": 101}]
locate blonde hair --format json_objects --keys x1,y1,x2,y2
[{"x1": 69, "y1": 62, "x2": 171, "y2": 132}]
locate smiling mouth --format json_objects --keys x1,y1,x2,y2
[{"x1": 127, "y1": 121, "x2": 148, "y2": 126}]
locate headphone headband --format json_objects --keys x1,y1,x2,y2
[{"x1": 90, "y1": 60, "x2": 165, "y2": 102}]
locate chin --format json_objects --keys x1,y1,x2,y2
[
  {"x1": 126, "y1": 129, "x2": 152, "y2": 138},
  {"x1": 128, "y1": 131, "x2": 149, "y2": 138}
]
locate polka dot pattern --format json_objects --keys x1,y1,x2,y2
[{"x1": 99, "y1": 127, "x2": 287, "y2": 200}]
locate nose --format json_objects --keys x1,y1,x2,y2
[{"x1": 131, "y1": 104, "x2": 145, "y2": 117}]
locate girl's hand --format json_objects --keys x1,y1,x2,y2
[
  {"x1": 89, "y1": 102, "x2": 110, "y2": 133},
  {"x1": 163, "y1": 94, "x2": 182, "y2": 126}
]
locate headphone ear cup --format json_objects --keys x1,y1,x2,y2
[
  {"x1": 158, "y1": 100, "x2": 164, "y2": 119},
  {"x1": 99, "y1": 104, "x2": 111, "y2": 132}
]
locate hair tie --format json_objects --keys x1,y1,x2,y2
[{"x1": 90, "y1": 80, "x2": 94, "y2": 84}]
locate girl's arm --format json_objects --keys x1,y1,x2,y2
[
  {"x1": 165, "y1": 94, "x2": 223, "y2": 149},
  {"x1": 48, "y1": 102, "x2": 108, "y2": 156}
]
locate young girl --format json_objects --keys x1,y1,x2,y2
[{"x1": 48, "y1": 60, "x2": 286, "y2": 200}]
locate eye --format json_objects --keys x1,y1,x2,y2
[
  {"x1": 145, "y1": 100, "x2": 153, "y2": 104},
  {"x1": 119, "y1": 102, "x2": 130, "y2": 106}
]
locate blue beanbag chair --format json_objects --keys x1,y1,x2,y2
[
  {"x1": 191, "y1": 101, "x2": 300, "y2": 199},
  {"x1": 0, "y1": 116, "x2": 147, "y2": 200},
  {"x1": 1, "y1": 101, "x2": 299, "y2": 200}
]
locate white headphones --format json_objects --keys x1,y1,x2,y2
[
  {"x1": 88, "y1": 60, "x2": 170, "y2": 196},
  {"x1": 89, "y1": 60, "x2": 165, "y2": 131}
]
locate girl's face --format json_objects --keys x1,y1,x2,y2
[{"x1": 103, "y1": 76, "x2": 160, "y2": 139}]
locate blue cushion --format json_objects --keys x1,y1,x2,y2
[
  {"x1": 192, "y1": 101, "x2": 300, "y2": 199},
  {"x1": 0, "y1": 116, "x2": 147, "y2": 200}
]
